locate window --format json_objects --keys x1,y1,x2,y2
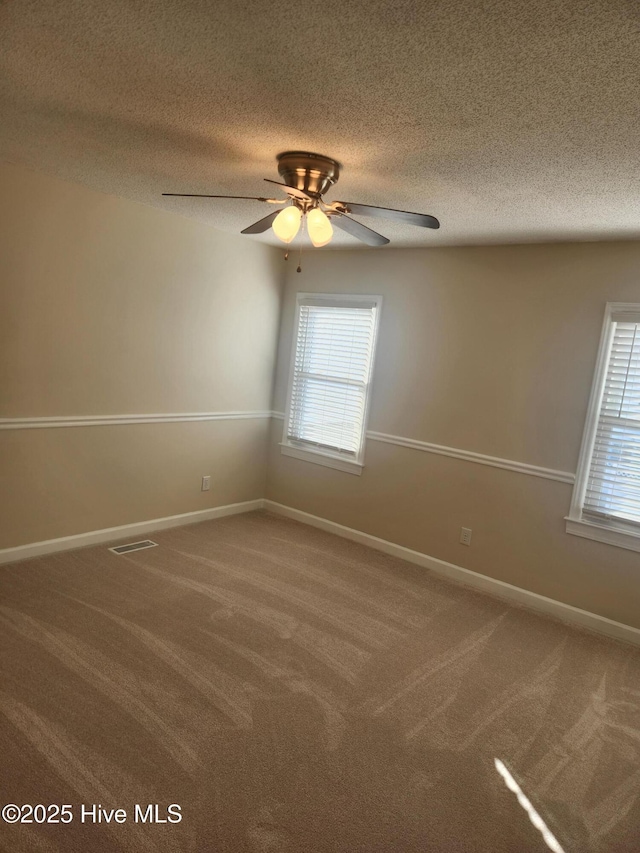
[
  {"x1": 567, "y1": 303, "x2": 640, "y2": 552},
  {"x1": 281, "y1": 293, "x2": 382, "y2": 474}
]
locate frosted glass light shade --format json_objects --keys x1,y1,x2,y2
[
  {"x1": 272, "y1": 206, "x2": 301, "y2": 243},
  {"x1": 306, "y1": 208, "x2": 334, "y2": 247}
]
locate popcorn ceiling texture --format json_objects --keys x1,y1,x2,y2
[{"x1": 1, "y1": 0, "x2": 639, "y2": 248}]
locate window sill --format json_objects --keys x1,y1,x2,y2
[
  {"x1": 565, "y1": 516, "x2": 640, "y2": 554},
  {"x1": 279, "y1": 443, "x2": 363, "y2": 475}
]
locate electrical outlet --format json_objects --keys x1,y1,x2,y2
[
  {"x1": 460, "y1": 527, "x2": 472, "y2": 546},
  {"x1": 201, "y1": 475, "x2": 211, "y2": 491}
]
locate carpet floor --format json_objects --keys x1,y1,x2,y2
[{"x1": 0, "y1": 510, "x2": 639, "y2": 852}]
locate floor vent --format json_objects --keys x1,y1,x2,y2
[{"x1": 109, "y1": 540, "x2": 158, "y2": 555}]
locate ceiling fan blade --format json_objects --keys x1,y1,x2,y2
[
  {"x1": 263, "y1": 179, "x2": 316, "y2": 201},
  {"x1": 330, "y1": 212, "x2": 390, "y2": 246},
  {"x1": 240, "y1": 210, "x2": 281, "y2": 235},
  {"x1": 335, "y1": 201, "x2": 440, "y2": 229},
  {"x1": 162, "y1": 193, "x2": 273, "y2": 201}
]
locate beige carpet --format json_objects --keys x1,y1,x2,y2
[{"x1": 0, "y1": 510, "x2": 639, "y2": 852}]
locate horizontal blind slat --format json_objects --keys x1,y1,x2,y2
[
  {"x1": 584, "y1": 321, "x2": 640, "y2": 521},
  {"x1": 287, "y1": 301, "x2": 377, "y2": 455}
]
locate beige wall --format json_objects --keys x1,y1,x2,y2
[
  {"x1": 3, "y1": 161, "x2": 639, "y2": 631},
  {"x1": 267, "y1": 244, "x2": 640, "y2": 629},
  {"x1": 0, "y1": 162, "x2": 283, "y2": 547}
]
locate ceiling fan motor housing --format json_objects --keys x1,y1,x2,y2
[{"x1": 277, "y1": 151, "x2": 340, "y2": 197}]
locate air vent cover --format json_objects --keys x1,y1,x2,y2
[{"x1": 109, "y1": 540, "x2": 158, "y2": 555}]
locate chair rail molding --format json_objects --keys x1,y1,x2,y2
[
  {"x1": 367, "y1": 430, "x2": 575, "y2": 484},
  {"x1": 271, "y1": 412, "x2": 574, "y2": 485},
  {"x1": 0, "y1": 411, "x2": 274, "y2": 430}
]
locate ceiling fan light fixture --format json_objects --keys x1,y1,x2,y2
[
  {"x1": 272, "y1": 205, "x2": 301, "y2": 243},
  {"x1": 164, "y1": 151, "x2": 439, "y2": 250},
  {"x1": 306, "y1": 208, "x2": 333, "y2": 247}
]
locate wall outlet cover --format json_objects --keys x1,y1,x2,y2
[{"x1": 460, "y1": 527, "x2": 472, "y2": 546}]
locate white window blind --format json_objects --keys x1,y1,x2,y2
[
  {"x1": 285, "y1": 297, "x2": 379, "y2": 462},
  {"x1": 583, "y1": 319, "x2": 640, "y2": 525}
]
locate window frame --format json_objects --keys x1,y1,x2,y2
[
  {"x1": 566, "y1": 302, "x2": 640, "y2": 552},
  {"x1": 280, "y1": 292, "x2": 382, "y2": 475}
]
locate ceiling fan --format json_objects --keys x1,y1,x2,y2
[{"x1": 163, "y1": 151, "x2": 440, "y2": 254}]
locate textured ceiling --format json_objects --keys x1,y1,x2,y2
[{"x1": 1, "y1": 0, "x2": 639, "y2": 248}]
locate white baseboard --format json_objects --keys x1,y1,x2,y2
[
  {"x1": 0, "y1": 499, "x2": 265, "y2": 565},
  {"x1": 264, "y1": 500, "x2": 640, "y2": 647},
  {"x1": 5, "y1": 496, "x2": 638, "y2": 647}
]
